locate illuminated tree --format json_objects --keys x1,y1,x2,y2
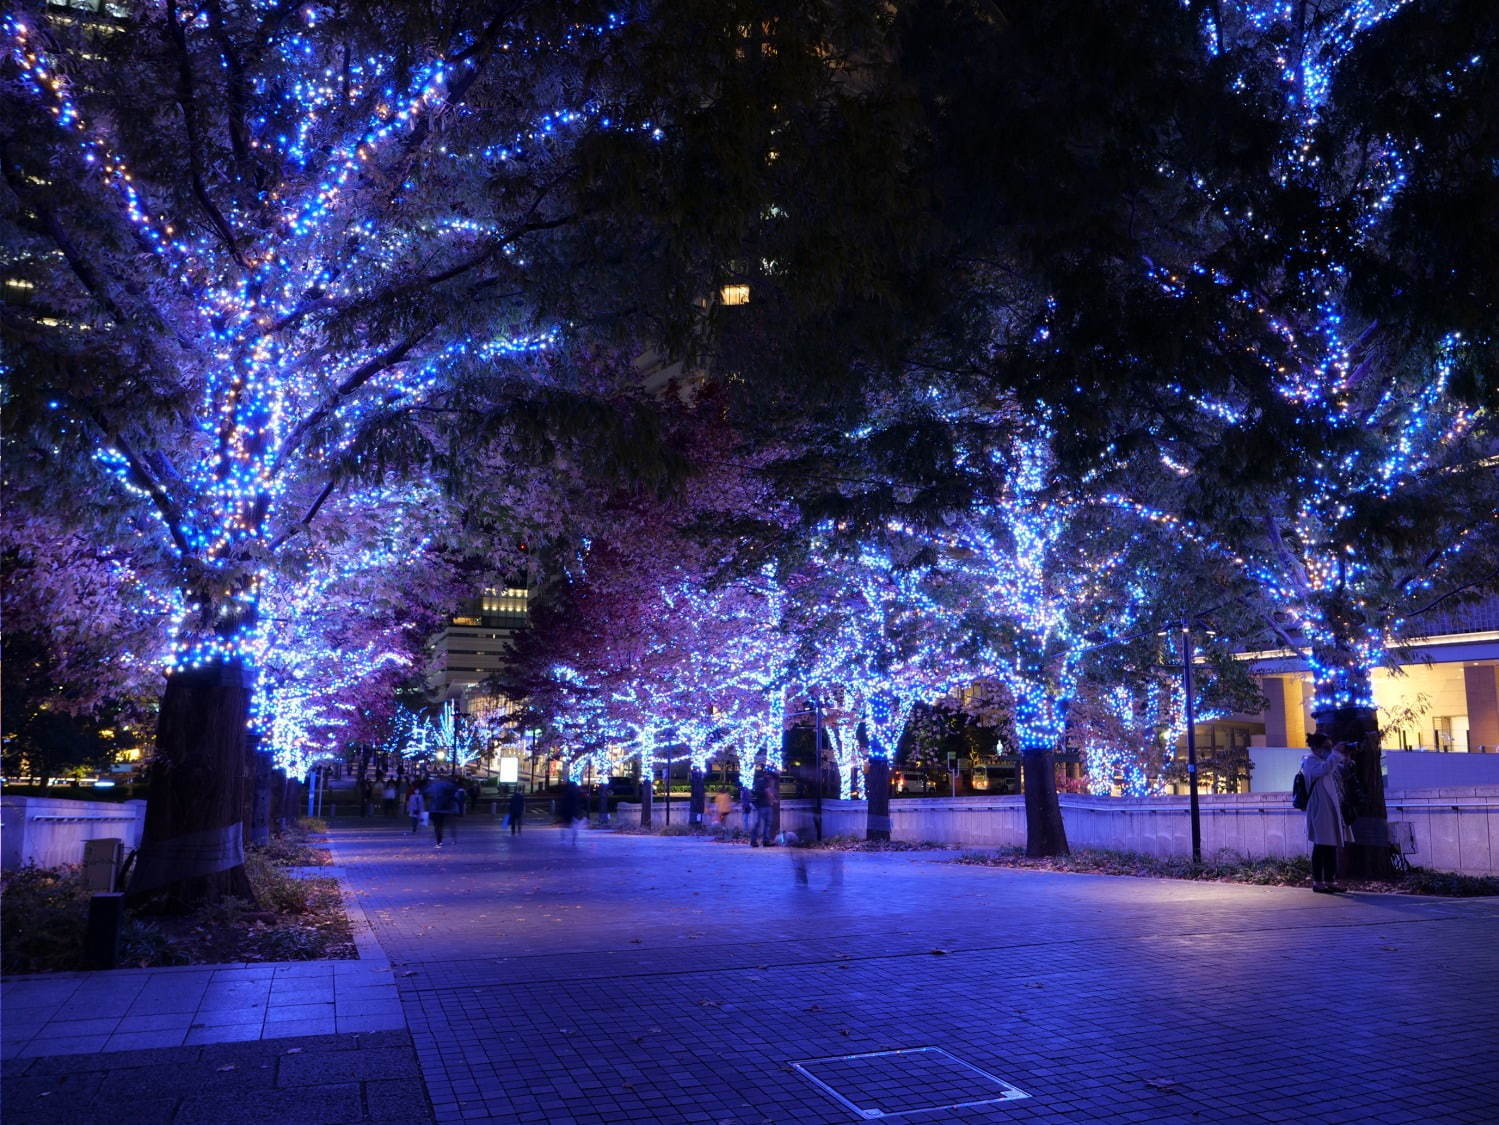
[
  {"x1": 1081, "y1": 2, "x2": 1499, "y2": 871},
  {"x1": 0, "y1": 4, "x2": 659, "y2": 905}
]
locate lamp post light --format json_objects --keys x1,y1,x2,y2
[
  {"x1": 1181, "y1": 623, "x2": 1203, "y2": 865},
  {"x1": 786, "y1": 698, "x2": 827, "y2": 843},
  {"x1": 813, "y1": 694, "x2": 824, "y2": 844},
  {"x1": 663, "y1": 743, "x2": 673, "y2": 826},
  {"x1": 1078, "y1": 615, "x2": 1222, "y2": 866}
]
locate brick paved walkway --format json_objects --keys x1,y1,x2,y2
[
  {"x1": 2, "y1": 958, "x2": 404, "y2": 1057},
  {"x1": 2, "y1": 1027, "x2": 432, "y2": 1124},
  {"x1": 332, "y1": 819, "x2": 1499, "y2": 1124}
]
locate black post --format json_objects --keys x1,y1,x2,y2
[
  {"x1": 664, "y1": 747, "x2": 672, "y2": 826},
  {"x1": 813, "y1": 696, "x2": 824, "y2": 843},
  {"x1": 1182, "y1": 624, "x2": 1202, "y2": 865},
  {"x1": 86, "y1": 893, "x2": 125, "y2": 969}
]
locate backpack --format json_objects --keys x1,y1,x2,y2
[{"x1": 1291, "y1": 771, "x2": 1311, "y2": 811}]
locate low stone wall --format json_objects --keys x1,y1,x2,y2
[
  {"x1": 622, "y1": 788, "x2": 1499, "y2": 876},
  {"x1": 0, "y1": 796, "x2": 148, "y2": 871}
]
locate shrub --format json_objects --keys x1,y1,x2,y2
[
  {"x1": 0, "y1": 864, "x2": 91, "y2": 974},
  {"x1": 118, "y1": 920, "x2": 187, "y2": 968},
  {"x1": 1400, "y1": 868, "x2": 1499, "y2": 897},
  {"x1": 244, "y1": 852, "x2": 312, "y2": 914},
  {"x1": 191, "y1": 895, "x2": 253, "y2": 931},
  {"x1": 252, "y1": 924, "x2": 326, "y2": 960}
]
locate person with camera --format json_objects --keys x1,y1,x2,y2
[{"x1": 1300, "y1": 733, "x2": 1354, "y2": 893}]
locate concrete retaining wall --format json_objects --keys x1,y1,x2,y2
[
  {"x1": 619, "y1": 788, "x2": 1499, "y2": 876},
  {"x1": 1251, "y1": 747, "x2": 1499, "y2": 793},
  {"x1": 0, "y1": 796, "x2": 148, "y2": 872}
]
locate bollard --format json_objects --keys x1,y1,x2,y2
[{"x1": 86, "y1": 892, "x2": 125, "y2": 969}]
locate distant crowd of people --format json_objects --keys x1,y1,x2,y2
[{"x1": 356, "y1": 766, "x2": 793, "y2": 850}]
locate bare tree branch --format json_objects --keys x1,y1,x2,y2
[{"x1": 165, "y1": 0, "x2": 246, "y2": 267}]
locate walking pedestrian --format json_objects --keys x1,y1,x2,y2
[
  {"x1": 765, "y1": 770, "x2": 781, "y2": 842},
  {"x1": 406, "y1": 786, "x2": 425, "y2": 834},
  {"x1": 751, "y1": 770, "x2": 774, "y2": 847},
  {"x1": 1300, "y1": 733, "x2": 1352, "y2": 893},
  {"x1": 426, "y1": 775, "x2": 460, "y2": 848},
  {"x1": 557, "y1": 781, "x2": 585, "y2": 844},
  {"x1": 382, "y1": 780, "x2": 398, "y2": 817},
  {"x1": 507, "y1": 787, "x2": 525, "y2": 835},
  {"x1": 713, "y1": 788, "x2": 732, "y2": 827}
]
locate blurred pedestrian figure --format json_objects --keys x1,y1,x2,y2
[
  {"x1": 507, "y1": 788, "x2": 525, "y2": 835},
  {"x1": 360, "y1": 778, "x2": 374, "y2": 818},
  {"x1": 1301, "y1": 733, "x2": 1352, "y2": 893},
  {"x1": 713, "y1": 789, "x2": 732, "y2": 827},
  {"x1": 382, "y1": 780, "x2": 397, "y2": 817},
  {"x1": 789, "y1": 838, "x2": 844, "y2": 889},
  {"x1": 406, "y1": 786, "x2": 425, "y2": 834},
  {"x1": 751, "y1": 770, "x2": 774, "y2": 847},
  {"x1": 426, "y1": 775, "x2": 460, "y2": 848},
  {"x1": 557, "y1": 781, "x2": 585, "y2": 844}
]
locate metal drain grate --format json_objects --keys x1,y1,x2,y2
[{"x1": 791, "y1": 1046, "x2": 1030, "y2": 1119}]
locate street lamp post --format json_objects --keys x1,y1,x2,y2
[
  {"x1": 664, "y1": 744, "x2": 673, "y2": 826},
  {"x1": 813, "y1": 695, "x2": 824, "y2": 843},
  {"x1": 1181, "y1": 623, "x2": 1203, "y2": 865}
]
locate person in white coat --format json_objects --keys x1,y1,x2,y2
[{"x1": 1301, "y1": 733, "x2": 1352, "y2": 893}]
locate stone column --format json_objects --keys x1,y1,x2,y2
[
  {"x1": 1261, "y1": 676, "x2": 1309, "y2": 748},
  {"x1": 1463, "y1": 664, "x2": 1499, "y2": 752}
]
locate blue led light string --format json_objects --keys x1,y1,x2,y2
[
  {"x1": 7, "y1": 9, "x2": 638, "y2": 695},
  {"x1": 1130, "y1": 2, "x2": 1482, "y2": 713}
]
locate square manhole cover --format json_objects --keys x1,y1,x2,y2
[{"x1": 791, "y1": 1046, "x2": 1030, "y2": 1119}]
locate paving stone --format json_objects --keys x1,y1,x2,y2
[
  {"x1": 329, "y1": 819, "x2": 1499, "y2": 1125},
  {"x1": 278, "y1": 1045, "x2": 422, "y2": 1086},
  {"x1": 366, "y1": 1077, "x2": 436, "y2": 1120},
  {"x1": 175, "y1": 1081, "x2": 364, "y2": 1125}
]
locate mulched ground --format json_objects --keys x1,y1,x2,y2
[
  {"x1": 1, "y1": 825, "x2": 355, "y2": 974},
  {"x1": 950, "y1": 846, "x2": 1499, "y2": 896}
]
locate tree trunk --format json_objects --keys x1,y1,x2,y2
[
  {"x1": 689, "y1": 766, "x2": 706, "y2": 827},
  {"x1": 248, "y1": 747, "x2": 273, "y2": 848},
  {"x1": 285, "y1": 773, "x2": 304, "y2": 828},
  {"x1": 865, "y1": 757, "x2": 892, "y2": 841},
  {"x1": 1315, "y1": 704, "x2": 1390, "y2": 880},
  {"x1": 1021, "y1": 746, "x2": 1069, "y2": 857},
  {"x1": 640, "y1": 778, "x2": 654, "y2": 828},
  {"x1": 128, "y1": 660, "x2": 256, "y2": 910},
  {"x1": 270, "y1": 767, "x2": 286, "y2": 832}
]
